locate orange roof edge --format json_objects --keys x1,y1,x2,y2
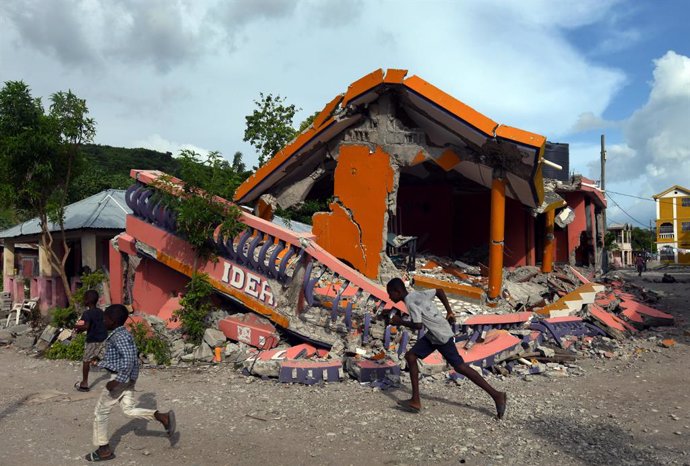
[
  {"x1": 495, "y1": 125, "x2": 546, "y2": 149},
  {"x1": 234, "y1": 126, "x2": 318, "y2": 201},
  {"x1": 652, "y1": 184, "x2": 690, "y2": 199},
  {"x1": 403, "y1": 74, "x2": 498, "y2": 136},
  {"x1": 341, "y1": 68, "x2": 385, "y2": 107},
  {"x1": 383, "y1": 68, "x2": 408, "y2": 84},
  {"x1": 312, "y1": 93, "x2": 344, "y2": 131}
]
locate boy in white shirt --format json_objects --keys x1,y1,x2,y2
[{"x1": 386, "y1": 278, "x2": 507, "y2": 419}]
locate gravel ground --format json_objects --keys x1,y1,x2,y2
[{"x1": 1, "y1": 269, "x2": 689, "y2": 466}]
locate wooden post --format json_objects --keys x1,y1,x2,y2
[
  {"x1": 542, "y1": 209, "x2": 555, "y2": 273},
  {"x1": 488, "y1": 177, "x2": 506, "y2": 299}
]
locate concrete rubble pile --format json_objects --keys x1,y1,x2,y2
[{"x1": 3, "y1": 257, "x2": 678, "y2": 389}]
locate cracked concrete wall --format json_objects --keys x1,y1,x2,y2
[{"x1": 312, "y1": 145, "x2": 395, "y2": 280}]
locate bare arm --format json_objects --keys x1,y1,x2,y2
[{"x1": 390, "y1": 314, "x2": 423, "y2": 330}]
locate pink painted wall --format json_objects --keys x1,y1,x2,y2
[{"x1": 132, "y1": 258, "x2": 189, "y2": 315}]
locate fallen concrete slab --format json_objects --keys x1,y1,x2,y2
[
  {"x1": 619, "y1": 299, "x2": 675, "y2": 328},
  {"x1": 279, "y1": 359, "x2": 344, "y2": 384},
  {"x1": 218, "y1": 313, "x2": 280, "y2": 349},
  {"x1": 588, "y1": 305, "x2": 636, "y2": 340}
]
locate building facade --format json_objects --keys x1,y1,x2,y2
[
  {"x1": 607, "y1": 223, "x2": 633, "y2": 268},
  {"x1": 654, "y1": 185, "x2": 690, "y2": 264}
]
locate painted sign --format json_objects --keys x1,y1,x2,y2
[{"x1": 219, "y1": 261, "x2": 275, "y2": 307}]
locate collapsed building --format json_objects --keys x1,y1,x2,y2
[
  {"x1": 98, "y1": 69, "x2": 665, "y2": 384},
  {"x1": 235, "y1": 68, "x2": 606, "y2": 297}
]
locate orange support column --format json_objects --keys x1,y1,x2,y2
[
  {"x1": 488, "y1": 178, "x2": 506, "y2": 299},
  {"x1": 542, "y1": 209, "x2": 555, "y2": 273}
]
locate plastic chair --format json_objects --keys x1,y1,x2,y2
[{"x1": 5, "y1": 298, "x2": 38, "y2": 327}]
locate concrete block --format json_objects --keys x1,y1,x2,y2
[
  {"x1": 7, "y1": 324, "x2": 30, "y2": 336},
  {"x1": 244, "y1": 358, "x2": 282, "y2": 377},
  {"x1": 192, "y1": 343, "x2": 214, "y2": 362},
  {"x1": 203, "y1": 328, "x2": 227, "y2": 348},
  {"x1": 15, "y1": 334, "x2": 36, "y2": 349},
  {"x1": 419, "y1": 351, "x2": 448, "y2": 376},
  {"x1": 0, "y1": 329, "x2": 15, "y2": 345},
  {"x1": 218, "y1": 313, "x2": 279, "y2": 349},
  {"x1": 346, "y1": 358, "x2": 400, "y2": 382},
  {"x1": 39, "y1": 325, "x2": 58, "y2": 343},
  {"x1": 279, "y1": 360, "x2": 344, "y2": 385},
  {"x1": 57, "y1": 329, "x2": 73, "y2": 342}
]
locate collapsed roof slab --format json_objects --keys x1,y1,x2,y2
[{"x1": 234, "y1": 68, "x2": 547, "y2": 209}]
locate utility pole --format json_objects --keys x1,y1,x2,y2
[{"x1": 600, "y1": 134, "x2": 607, "y2": 273}]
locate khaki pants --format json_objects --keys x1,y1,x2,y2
[{"x1": 93, "y1": 380, "x2": 157, "y2": 447}]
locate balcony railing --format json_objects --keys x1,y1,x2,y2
[{"x1": 659, "y1": 232, "x2": 675, "y2": 239}]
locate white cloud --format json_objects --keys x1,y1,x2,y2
[
  {"x1": 131, "y1": 134, "x2": 210, "y2": 158},
  {"x1": 588, "y1": 51, "x2": 690, "y2": 194},
  {"x1": 1, "y1": 0, "x2": 628, "y2": 167},
  {"x1": 572, "y1": 112, "x2": 622, "y2": 133}
]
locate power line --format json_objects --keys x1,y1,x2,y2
[
  {"x1": 605, "y1": 192, "x2": 649, "y2": 228},
  {"x1": 606, "y1": 189, "x2": 680, "y2": 207}
]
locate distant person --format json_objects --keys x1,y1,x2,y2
[
  {"x1": 85, "y1": 304, "x2": 176, "y2": 462},
  {"x1": 74, "y1": 290, "x2": 107, "y2": 392},
  {"x1": 385, "y1": 278, "x2": 507, "y2": 419},
  {"x1": 635, "y1": 254, "x2": 645, "y2": 276}
]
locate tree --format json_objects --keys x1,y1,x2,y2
[
  {"x1": 244, "y1": 93, "x2": 299, "y2": 166},
  {"x1": 231, "y1": 151, "x2": 246, "y2": 173},
  {"x1": 0, "y1": 81, "x2": 95, "y2": 305},
  {"x1": 631, "y1": 227, "x2": 656, "y2": 253}
]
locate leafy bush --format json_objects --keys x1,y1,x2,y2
[
  {"x1": 45, "y1": 332, "x2": 85, "y2": 360},
  {"x1": 51, "y1": 306, "x2": 79, "y2": 328},
  {"x1": 153, "y1": 151, "x2": 245, "y2": 260},
  {"x1": 176, "y1": 273, "x2": 214, "y2": 345},
  {"x1": 73, "y1": 270, "x2": 107, "y2": 306},
  {"x1": 129, "y1": 321, "x2": 172, "y2": 366}
]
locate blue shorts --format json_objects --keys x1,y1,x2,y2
[{"x1": 410, "y1": 335, "x2": 465, "y2": 368}]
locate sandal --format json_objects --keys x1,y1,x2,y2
[
  {"x1": 74, "y1": 382, "x2": 90, "y2": 392},
  {"x1": 85, "y1": 450, "x2": 115, "y2": 462}
]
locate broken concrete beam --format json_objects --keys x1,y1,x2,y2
[
  {"x1": 618, "y1": 299, "x2": 674, "y2": 328},
  {"x1": 203, "y1": 328, "x2": 227, "y2": 348},
  {"x1": 461, "y1": 311, "x2": 532, "y2": 327},
  {"x1": 279, "y1": 360, "x2": 344, "y2": 384},
  {"x1": 413, "y1": 275, "x2": 485, "y2": 303},
  {"x1": 218, "y1": 313, "x2": 279, "y2": 349},
  {"x1": 587, "y1": 305, "x2": 636, "y2": 340},
  {"x1": 456, "y1": 330, "x2": 523, "y2": 368},
  {"x1": 346, "y1": 358, "x2": 401, "y2": 382}
]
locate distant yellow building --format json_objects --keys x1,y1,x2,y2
[{"x1": 654, "y1": 185, "x2": 690, "y2": 264}]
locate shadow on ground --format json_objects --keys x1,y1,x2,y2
[
  {"x1": 108, "y1": 392, "x2": 181, "y2": 453},
  {"x1": 525, "y1": 413, "x2": 679, "y2": 465}
]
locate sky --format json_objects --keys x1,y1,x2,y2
[{"x1": 1, "y1": 0, "x2": 689, "y2": 227}]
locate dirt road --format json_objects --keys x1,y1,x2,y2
[{"x1": 1, "y1": 269, "x2": 689, "y2": 465}]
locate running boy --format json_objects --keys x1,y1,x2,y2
[
  {"x1": 386, "y1": 278, "x2": 507, "y2": 419},
  {"x1": 74, "y1": 290, "x2": 107, "y2": 392},
  {"x1": 85, "y1": 304, "x2": 176, "y2": 462}
]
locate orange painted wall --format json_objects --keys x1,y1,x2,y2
[{"x1": 312, "y1": 145, "x2": 394, "y2": 279}]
